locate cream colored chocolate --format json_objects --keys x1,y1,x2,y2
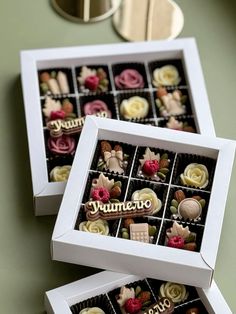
[
  {"x1": 84, "y1": 199, "x2": 154, "y2": 221},
  {"x1": 79, "y1": 307, "x2": 105, "y2": 314},
  {"x1": 47, "y1": 111, "x2": 108, "y2": 137},
  {"x1": 120, "y1": 96, "x2": 149, "y2": 119},
  {"x1": 130, "y1": 223, "x2": 149, "y2": 243},
  {"x1": 50, "y1": 165, "x2": 71, "y2": 182},
  {"x1": 57, "y1": 71, "x2": 69, "y2": 94},
  {"x1": 180, "y1": 163, "x2": 209, "y2": 189},
  {"x1": 159, "y1": 282, "x2": 189, "y2": 304},
  {"x1": 153, "y1": 65, "x2": 181, "y2": 87},
  {"x1": 103, "y1": 150, "x2": 124, "y2": 174},
  {"x1": 79, "y1": 219, "x2": 109, "y2": 236},
  {"x1": 178, "y1": 198, "x2": 202, "y2": 220},
  {"x1": 132, "y1": 188, "x2": 162, "y2": 214}
]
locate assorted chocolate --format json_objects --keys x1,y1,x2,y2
[
  {"x1": 75, "y1": 140, "x2": 216, "y2": 253},
  {"x1": 38, "y1": 60, "x2": 197, "y2": 182},
  {"x1": 70, "y1": 278, "x2": 209, "y2": 313}
]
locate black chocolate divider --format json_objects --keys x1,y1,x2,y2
[
  {"x1": 131, "y1": 118, "x2": 158, "y2": 126},
  {"x1": 125, "y1": 179, "x2": 168, "y2": 218},
  {"x1": 165, "y1": 186, "x2": 210, "y2": 224},
  {"x1": 158, "y1": 115, "x2": 197, "y2": 133},
  {"x1": 41, "y1": 95, "x2": 78, "y2": 127},
  {"x1": 75, "y1": 205, "x2": 119, "y2": 237},
  {"x1": 116, "y1": 90, "x2": 154, "y2": 120},
  {"x1": 172, "y1": 154, "x2": 216, "y2": 192},
  {"x1": 147, "y1": 278, "x2": 199, "y2": 307},
  {"x1": 90, "y1": 140, "x2": 136, "y2": 177},
  {"x1": 118, "y1": 216, "x2": 161, "y2": 244},
  {"x1": 132, "y1": 146, "x2": 176, "y2": 184},
  {"x1": 153, "y1": 88, "x2": 192, "y2": 117},
  {"x1": 82, "y1": 171, "x2": 129, "y2": 204},
  {"x1": 112, "y1": 62, "x2": 149, "y2": 90},
  {"x1": 174, "y1": 299, "x2": 208, "y2": 313},
  {"x1": 158, "y1": 219, "x2": 204, "y2": 253},
  {"x1": 108, "y1": 279, "x2": 156, "y2": 314},
  {"x1": 75, "y1": 64, "x2": 112, "y2": 93},
  {"x1": 148, "y1": 59, "x2": 187, "y2": 87},
  {"x1": 79, "y1": 93, "x2": 118, "y2": 119},
  {"x1": 38, "y1": 67, "x2": 74, "y2": 96},
  {"x1": 70, "y1": 293, "x2": 115, "y2": 314}
]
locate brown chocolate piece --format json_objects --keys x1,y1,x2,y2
[
  {"x1": 84, "y1": 199, "x2": 154, "y2": 221},
  {"x1": 142, "y1": 297, "x2": 174, "y2": 314},
  {"x1": 101, "y1": 140, "x2": 112, "y2": 155},
  {"x1": 185, "y1": 307, "x2": 199, "y2": 314}
]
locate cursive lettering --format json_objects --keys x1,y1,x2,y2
[{"x1": 47, "y1": 111, "x2": 108, "y2": 137}]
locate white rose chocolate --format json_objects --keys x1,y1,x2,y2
[
  {"x1": 159, "y1": 282, "x2": 189, "y2": 304},
  {"x1": 120, "y1": 96, "x2": 149, "y2": 119},
  {"x1": 132, "y1": 188, "x2": 162, "y2": 215},
  {"x1": 79, "y1": 219, "x2": 109, "y2": 236},
  {"x1": 153, "y1": 65, "x2": 181, "y2": 87},
  {"x1": 50, "y1": 165, "x2": 71, "y2": 182},
  {"x1": 79, "y1": 307, "x2": 105, "y2": 314},
  {"x1": 180, "y1": 163, "x2": 209, "y2": 189}
]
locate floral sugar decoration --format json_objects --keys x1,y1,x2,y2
[
  {"x1": 97, "y1": 141, "x2": 129, "y2": 175},
  {"x1": 166, "y1": 116, "x2": 195, "y2": 133},
  {"x1": 116, "y1": 285, "x2": 153, "y2": 313},
  {"x1": 43, "y1": 97, "x2": 76, "y2": 122},
  {"x1": 138, "y1": 148, "x2": 170, "y2": 182},
  {"x1": 79, "y1": 308, "x2": 105, "y2": 314},
  {"x1": 166, "y1": 221, "x2": 197, "y2": 251},
  {"x1": 90, "y1": 173, "x2": 122, "y2": 203},
  {"x1": 170, "y1": 189, "x2": 206, "y2": 222},
  {"x1": 48, "y1": 134, "x2": 76, "y2": 155},
  {"x1": 156, "y1": 87, "x2": 186, "y2": 117},
  {"x1": 180, "y1": 163, "x2": 209, "y2": 189},
  {"x1": 79, "y1": 219, "x2": 109, "y2": 236},
  {"x1": 39, "y1": 70, "x2": 70, "y2": 95},
  {"x1": 77, "y1": 66, "x2": 109, "y2": 92},
  {"x1": 50, "y1": 165, "x2": 71, "y2": 182},
  {"x1": 159, "y1": 281, "x2": 189, "y2": 304},
  {"x1": 152, "y1": 65, "x2": 181, "y2": 87}
]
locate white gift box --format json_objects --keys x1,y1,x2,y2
[
  {"x1": 45, "y1": 271, "x2": 232, "y2": 314},
  {"x1": 51, "y1": 116, "x2": 235, "y2": 288},
  {"x1": 20, "y1": 38, "x2": 215, "y2": 215}
]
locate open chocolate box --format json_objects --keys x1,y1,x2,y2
[
  {"x1": 20, "y1": 38, "x2": 215, "y2": 215},
  {"x1": 45, "y1": 271, "x2": 232, "y2": 314},
  {"x1": 51, "y1": 116, "x2": 235, "y2": 288}
]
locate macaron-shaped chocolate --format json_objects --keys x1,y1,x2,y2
[{"x1": 178, "y1": 198, "x2": 202, "y2": 220}]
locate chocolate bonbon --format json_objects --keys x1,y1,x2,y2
[{"x1": 143, "y1": 297, "x2": 174, "y2": 314}]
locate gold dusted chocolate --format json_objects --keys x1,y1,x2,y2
[
  {"x1": 143, "y1": 297, "x2": 174, "y2": 314},
  {"x1": 84, "y1": 199, "x2": 154, "y2": 221},
  {"x1": 47, "y1": 111, "x2": 107, "y2": 137}
]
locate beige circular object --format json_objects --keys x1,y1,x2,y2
[
  {"x1": 113, "y1": 0, "x2": 184, "y2": 41},
  {"x1": 51, "y1": 0, "x2": 121, "y2": 23},
  {"x1": 178, "y1": 198, "x2": 202, "y2": 220}
]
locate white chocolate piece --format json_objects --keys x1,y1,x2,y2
[
  {"x1": 47, "y1": 78, "x2": 61, "y2": 94},
  {"x1": 178, "y1": 198, "x2": 202, "y2": 220},
  {"x1": 57, "y1": 71, "x2": 69, "y2": 93},
  {"x1": 130, "y1": 223, "x2": 149, "y2": 243}
]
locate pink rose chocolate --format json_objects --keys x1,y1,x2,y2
[
  {"x1": 115, "y1": 69, "x2": 144, "y2": 89},
  {"x1": 84, "y1": 100, "x2": 111, "y2": 118},
  {"x1": 48, "y1": 135, "x2": 76, "y2": 155}
]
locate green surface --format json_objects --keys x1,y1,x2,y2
[{"x1": 0, "y1": 1, "x2": 235, "y2": 313}]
